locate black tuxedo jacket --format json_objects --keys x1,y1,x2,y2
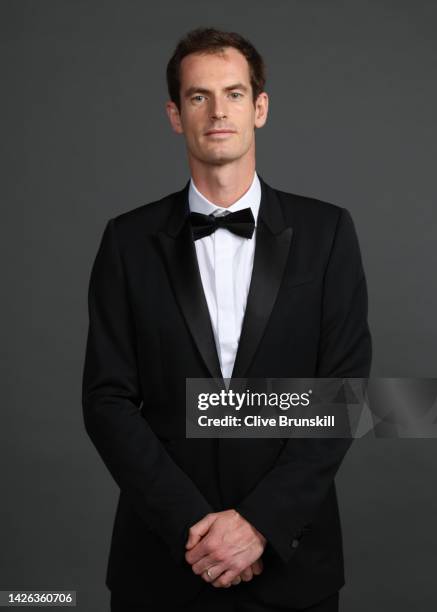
[{"x1": 82, "y1": 175, "x2": 372, "y2": 609}]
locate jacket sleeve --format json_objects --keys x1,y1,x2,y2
[
  {"x1": 81, "y1": 218, "x2": 213, "y2": 565},
  {"x1": 235, "y1": 207, "x2": 372, "y2": 564}
]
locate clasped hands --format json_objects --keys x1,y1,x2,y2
[{"x1": 185, "y1": 509, "x2": 267, "y2": 588}]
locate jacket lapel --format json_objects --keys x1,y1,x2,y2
[
  {"x1": 230, "y1": 176, "x2": 293, "y2": 379},
  {"x1": 156, "y1": 181, "x2": 224, "y2": 382},
  {"x1": 155, "y1": 175, "x2": 293, "y2": 383}
]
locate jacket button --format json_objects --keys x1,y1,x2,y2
[{"x1": 290, "y1": 539, "x2": 299, "y2": 548}]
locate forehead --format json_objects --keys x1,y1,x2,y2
[{"x1": 179, "y1": 47, "x2": 251, "y2": 90}]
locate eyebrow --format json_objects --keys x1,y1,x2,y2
[{"x1": 183, "y1": 82, "x2": 249, "y2": 98}]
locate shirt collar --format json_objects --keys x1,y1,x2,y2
[{"x1": 188, "y1": 171, "x2": 261, "y2": 224}]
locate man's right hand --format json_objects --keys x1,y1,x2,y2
[{"x1": 185, "y1": 509, "x2": 267, "y2": 588}]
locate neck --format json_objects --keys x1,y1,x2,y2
[{"x1": 188, "y1": 153, "x2": 256, "y2": 208}]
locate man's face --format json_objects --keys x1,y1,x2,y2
[{"x1": 166, "y1": 47, "x2": 268, "y2": 166}]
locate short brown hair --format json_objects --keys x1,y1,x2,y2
[{"x1": 166, "y1": 27, "x2": 266, "y2": 110}]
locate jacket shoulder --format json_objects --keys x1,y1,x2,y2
[
  {"x1": 110, "y1": 190, "x2": 179, "y2": 237},
  {"x1": 274, "y1": 187, "x2": 346, "y2": 228}
]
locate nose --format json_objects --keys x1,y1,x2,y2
[{"x1": 210, "y1": 97, "x2": 227, "y2": 121}]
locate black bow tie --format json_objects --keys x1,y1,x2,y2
[{"x1": 189, "y1": 207, "x2": 256, "y2": 241}]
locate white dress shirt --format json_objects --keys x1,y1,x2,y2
[{"x1": 188, "y1": 172, "x2": 261, "y2": 380}]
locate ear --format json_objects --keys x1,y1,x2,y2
[
  {"x1": 166, "y1": 100, "x2": 184, "y2": 134},
  {"x1": 254, "y1": 92, "x2": 269, "y2": 129}
]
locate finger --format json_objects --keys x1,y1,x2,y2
[
  {"x1": 202, "y1": 563, "x2": 226, "y2": 584},
  {"x1": 185, "y1": 513, "x2": 217, "y2": 550},
  {"x1": 240, "y1": 566, "x2": 253, "y2": 582},
  {"x1": 212, "y1": 568, "x2": 240, "y2": 588},
  {"x1": 251, "y1": 558, "x2": 263, "y2": 575},
  {"x1": 192, "y1": 553, "x2": 220, "y2": 576},
  {"x1": 185, "y1": 532, "x2": 220, "y2": 565},
  {"x1": 231, "y1": 576, "x2": 242, "y2": 586}
]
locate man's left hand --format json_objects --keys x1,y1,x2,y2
[{"x1": 185, "y1": 509, "x2": 267, "y2": 588}]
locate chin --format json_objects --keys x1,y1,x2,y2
[
  {"x1": 200, "y1": 149, "x2": 242, "y2": 165},
  {"x1": 206, "y1": 156, "x2": 239, "y2": 166}
]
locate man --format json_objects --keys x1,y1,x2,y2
[{"x1": 82, "y1": 27, "x2": 372, "y2": 612}]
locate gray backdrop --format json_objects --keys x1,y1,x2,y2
[{"x1": 2, "y1": 0, "x2": 436, "y2": 610}]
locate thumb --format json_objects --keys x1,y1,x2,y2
[{"x1": 185, "y1": 513, "x2": 217, "y2": 549}]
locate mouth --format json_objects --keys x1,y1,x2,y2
[{"x1": 205, "y1": 130, "x2": 236, "y2": 137}]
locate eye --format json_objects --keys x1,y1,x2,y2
[
  {"x1": 229, "y1": 92, "x2": 243, "y2": 99},
  {"x1": 192, "y1": 95, "x2": 206, "y2": 103}
]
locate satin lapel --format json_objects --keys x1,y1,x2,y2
[
  {"x1": 230, "y1": 176, "x2": 293, "y2": 380},
  {"x1": 156, "y1": 182, "x2": 224, "y2": 382}
]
